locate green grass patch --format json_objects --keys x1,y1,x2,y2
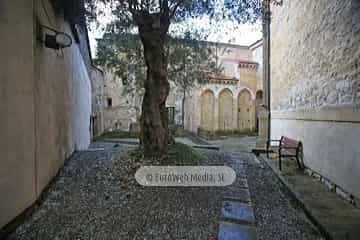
[
  {"x1": 198, "y1": 127, "x2": 258, "y2": 140},
  {"x1": 96, "y1": 130, "x2": 139, "y2": 140},
  {"x1": 166, "y1": 143, "x2": 204, "y2": 165},
  {"x1": 127, "y1": 143, "x2": 204, "y2": 166}
]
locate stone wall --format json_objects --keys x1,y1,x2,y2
[
  {"x1": 251, "y1": 41, "x2": 263, "y2": 91},
  {"x1": 270, "y1": 0, "x2": 360, "y2": 198},
  {"x1": 271, "y1": 0, "x2": 359, "y2": 111},
  {"x1": 91, "y1": 67, "x2": 105, "y2": 137},
  {"x1": 103, "y1": 71, "x2": 142, "y2": 131},
  {"x1": 183, "y1": 42, "x2": 261, "y2": 133},
  {"x1": 102, "y1": 69, "x2": 187, "y2": 131},
  {"x1": 101, "y1": 41, "x2": 263, "y2": 133},
  {"x1": 239, "y1": 66, "x2": 258, "y2": 92},
  {"x1": 0, "y1": 0, "x2": 92, "y2": 228},
  {"x1": 184, "y1": 82, "x2": 257, "y2": 133}
]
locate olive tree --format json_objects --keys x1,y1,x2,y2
[{"x1": 86, "y1": 0, "x2": 263, "y2": 158}]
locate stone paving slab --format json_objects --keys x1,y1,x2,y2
[
  {"x1": 218, "y1": 152, "x2": 258, "y2": 239},
  {"x1": 218, "y1": 222, "x2": 257, "y2": 240},
  {"x1": 223, "y1": 188, "x2": 252, "y2": 203},
  {"x1": 222, "y1": 201, "x2": 255, "y2": 224},
  {"x1": 235, "y1": 169, "x2": 246, "y2": 177},
  {"x1": 232, "y1": 178, "x2": 249, "y2": 189}
]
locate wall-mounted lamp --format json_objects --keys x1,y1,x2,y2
[{"x1": 40, "y1": 25, "x2": 72, "y2": 50}]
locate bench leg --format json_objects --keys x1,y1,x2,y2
[
  {"x1": 279, "y1": 154, "x2": 282, "y2": 171},
  {"x1": 296, "y1": 155, "x2": 302, "y2": 170}
]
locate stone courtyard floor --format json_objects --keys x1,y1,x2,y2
[{"x1": 7, "y1": 137, "x2": 322, "y2": 240}]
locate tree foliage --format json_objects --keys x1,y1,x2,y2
[
  {"x1": 85, "y1": 0, "x2": 264, "y2": 34},
  {"x1": 85, "y1": 0, "x2": 265, "y2": 158},
  {"x1": 94, "y1": 31, "x2": 222, "y2": 93}
]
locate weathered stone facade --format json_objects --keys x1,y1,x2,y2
[
  {"x1": 184, "y1": 42, "x2": 263, "y2": 133},
  {"x1": 99, "y1": 38, "x2": 264, "y2": 140},
  {"x1": 270, "y1": 0, "x2": 360, "y2": 199},
  {"x1": 90, "y1": 67, "x2": 105, "y2": 138},
  {"x1": 103, "y1": 71, "x2": 143, "y2": 131},
  {"x1": 102, "y1": 41, "x2": 263, "y2": 133}
]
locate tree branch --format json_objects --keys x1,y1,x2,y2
[{"x1": 169, "y1": 0, "x2": 184, "y2": 19}]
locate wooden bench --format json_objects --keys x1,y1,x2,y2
[{"x1": 266, "y1": 136, "x2": 303, "y2": 171}]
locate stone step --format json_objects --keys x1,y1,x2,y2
[{"x1": 223, "y1": 188, "x2": 252, "y2": 203}]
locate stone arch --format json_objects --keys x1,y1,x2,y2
[
  {"x1": 238, "y1": 89, "x2": 253, "y2": 130},
  {"x1": 218, "y1": 88, "x2": 234, "y2": 131},
  {"x1": 256, "y1": 90, "x2": 263, "y2": 100},
  {"x1": 200, "y1": 89, "x2": 215, "y2": 131}
]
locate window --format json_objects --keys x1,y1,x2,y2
[{"x1": 107, "y1": 98, "x2": 112, "y2": 107}]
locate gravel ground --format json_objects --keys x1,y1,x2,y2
[
  {"x1": 8, "y1": 143, "x2": 240, "y2": 240},
  {"x1": 7, "y1": 137, "x2": 324, "y2": 240},
  {"x1": 244, "y1": 152, "x2": 323, "y2": 240}
]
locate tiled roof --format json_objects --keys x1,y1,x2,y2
[
  {"x1": 222, "y1": 58, "x2": 258, "y2": 65},
  {"x1": 199, "y1": 71, "x2": 237, "y2": 81}
]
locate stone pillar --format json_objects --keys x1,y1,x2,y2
[
  {"x1": 259, "y1": 0, "x2": 271, "y2": 140},
  {"x1": 250, "y1": 99, "x2": 256, "y2": 131},
  {"x1": 233, "y1": 94, "x2": 239, "y2": 130},
  {"x1": 258, "y1": 110, "x2": 269, "y2": 139},
  {"x1": 214, "y1": 96, "x2": 219, "y2": 131}
]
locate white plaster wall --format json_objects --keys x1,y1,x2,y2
[
  {"x1": 0, "y1": 0, "x2": 36, "y2": 228},
  {"x1": 69, "y1": 45, "x2": 92, "y2": 150},
  {"x1": 271, "y1": 119, "x2": 360, "y2": 199}
]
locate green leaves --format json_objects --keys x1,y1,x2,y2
[
  {"x1": 94, "y1": 31, "x2": 221, "y2": 95},
  {"x1": 95, "y1": 33, "x2": 145, "y2": 92},
  {"x1": 85, "y1": 0, "x2": 263, "y2": 28}
]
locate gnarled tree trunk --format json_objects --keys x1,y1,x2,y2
[{"x1": 137, "y1": 13, "x2": 170, "y2": 159}]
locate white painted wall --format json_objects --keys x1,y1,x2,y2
[
  {"x1": 271, "y1": 118, "x2": 360, "y2": 199},
  {"x1": 69, "y1": 45, "x2": 92, "y2": 150}
]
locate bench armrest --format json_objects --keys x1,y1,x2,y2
[
  {"x1": 280, "y1": 146, "x2": 299, "y2": 150},
  {"x1": 266, "y1": 139, "x2": 281, "y2": 150}
]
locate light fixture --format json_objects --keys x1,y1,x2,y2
[{"x1": 40, "y1": 24, "x2": 72, "y2": 50}]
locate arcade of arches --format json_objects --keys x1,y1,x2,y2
[{"x1": 199, "y1": 87, "x2": 257, "y2": 132}]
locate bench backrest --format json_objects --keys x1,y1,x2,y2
[{"x1": 280, "y1": 136, "x2": 301, "y2": 154}]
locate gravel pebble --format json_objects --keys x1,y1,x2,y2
[
  {"x1": 7, "y1": 145, "x2": 235, "y2": 240},
  {"x1": 7, "y1": 139, "x2": 323, "y2": 240}
]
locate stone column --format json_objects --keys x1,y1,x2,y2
[
  {"x1": 250, "y1": 99, "x2": 256, "y2": 131},
  {"x1": 194, "y1": 92, "x2": 200, "y2": 133},
  {"x1": 214, "y1": 96, "x2": 219, "y2": 131},
  {"x1": 233, "y1": 94, "x2": 238, "y2": 130},
  {"x1": 259, "y1": 0, "x2": 271, "y2": 140}
]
